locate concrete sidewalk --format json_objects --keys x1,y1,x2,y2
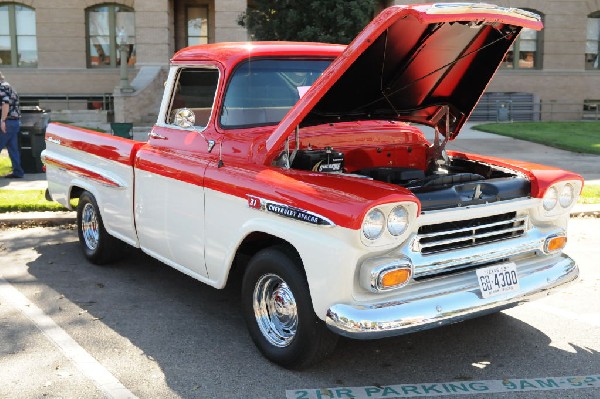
[{"x1": 1, "y1": 123, "x2": 599, "y2": 225}]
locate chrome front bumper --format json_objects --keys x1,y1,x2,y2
[{"x1": 325, "y1": 254, "x2": 578, "y2": 339}]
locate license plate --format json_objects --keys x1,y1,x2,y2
[{"x1": 476, "y1": 262, "x2": 520, "y2": 298}]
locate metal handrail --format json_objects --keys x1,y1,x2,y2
[
  {"x1": 20, "y1": 93, "x2": 114, "y2": 112},
  {"x1": 472, "y1": 100, "x2": 600, "y2": 121}
]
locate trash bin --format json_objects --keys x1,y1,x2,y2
[
  {"x1": 110, "y1": 122, "x2": 133, "y2": 139},
  {"x1": 19, "y1": 106, "x2": 51, "y2": 173}
]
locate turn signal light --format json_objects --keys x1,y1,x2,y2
[
  {"x1": 380, "y1": 268, "x2": 412, "y2": 289},
  {"x1": 545, "y1": 235, "x2": 567, "y2": 253}
]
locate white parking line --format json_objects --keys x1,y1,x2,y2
[
  {"x1": 0, "y1": 276, "x2": 138, "y2": 399},
  {"x1": 287, "y1": 375, "x2": 600, "y2": 398}
]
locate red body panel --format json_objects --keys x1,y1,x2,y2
[
  {"x1": 46, "y1": 123, "x2": 144, "y2": 166},
  {"x1": 204, "y1": 161, "x2": 420, "y2": 230},
  {"x1": 171, "y1": 42, "x2": 345, "y2": 67},
  {"x1": 450, "y1": 152, "x2": 585, "y2": 197},
  {"x1": 135, "y1": 145, "x2": 211, "y2": 187}
]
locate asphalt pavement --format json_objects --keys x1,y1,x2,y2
[{"x1": 1, "y1": 217, "x2": 598, "y2": 398}]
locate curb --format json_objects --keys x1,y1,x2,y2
[
  {"x1": 570, "y1": 203, "x2": 600, "y2": 217},
  {"x1": 1, "y1": 205, "x2": 599, "y2": 227},
  {"x1": 0, "y1": 211, "x2": 76, "y2": 227}
]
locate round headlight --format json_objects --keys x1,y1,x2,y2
[
  {"x1": 543, "y1": 186, "x2": 558, "y2": 211},
  {"x1": 559, "y1": 184, "x2": 575, "y2": 208},
  {"x1": 387, "y1": 206, "x2": 409, "y2": 236},
  {"x1": 363, "y1": 209, "x2": 385, "y2": 240}
]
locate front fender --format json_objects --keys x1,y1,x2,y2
[{"x1": 204, "y1": 187, "x2": 367, "y2": 319}]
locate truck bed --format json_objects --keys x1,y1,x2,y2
[{"x1": 43, "y1": 122, "x2": 144, "y2": 247}]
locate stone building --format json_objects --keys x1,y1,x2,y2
[{"x1": 0, "y1": 0, "x2": 599, "y2": 124}]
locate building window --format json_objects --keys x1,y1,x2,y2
[
  {"x1": 0, "y1": 3, "x2": 37, "y2": 67},
  {"x1": 501, "y1": 10, "x2": 543, "y2": 70},
  {"x1": 586, "y1": 12, "x2": 600, "y2": 70},
  {"x1": 87, "y1": 4, "x2": 135, "y2": 68},
  {"x1": 186, "y1": 6, "x2": 209, "y2": 46}
]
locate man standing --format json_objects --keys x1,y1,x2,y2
[{"x1": 0, "y1": 71, "x2": 24, "y2": 178}]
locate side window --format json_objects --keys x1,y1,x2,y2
[{"x1": 167, "y1": 68, "x2": 219, "y2": 128}]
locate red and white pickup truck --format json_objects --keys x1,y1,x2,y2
[{"x1": 43, "y1": 3, "x2": 582, "y2": 368}]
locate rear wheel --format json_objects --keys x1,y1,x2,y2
[
  {"x1": 77, "y1": 191, "x2": 126, "y2": 264},
  {"x1": 241, "y1": 247, "x2": 338, "y2": 369}
]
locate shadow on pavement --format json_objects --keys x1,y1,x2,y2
[{"x1": 16, "y1": 229, "x2": 600, "y2": 398}]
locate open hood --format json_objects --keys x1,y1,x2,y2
[{"x1": 265, "y1": 3, "x2": 542, "y2": 158}]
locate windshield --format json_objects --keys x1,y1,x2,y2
[{"x1": 219, "y1": 59, "x2": 331, "y2": 129}]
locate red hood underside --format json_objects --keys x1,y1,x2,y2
[{"x1": 263, "y1": 3, "x2": 542, "y2": 162}]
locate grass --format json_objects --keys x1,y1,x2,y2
[
  {"x1": 472, "y1": 122, "x2": 600, "y2": 155},
  {"x1": 0, "y1": 154, "x2": 11, "y2": 175},
  {"x1": 0, "y1": 189, "x2": 77, "y2": 213},
  {"x1": 580, "y1": 184, "x2": 600, "y2": 204},
  {"x1": 1, "y1": 157, "x2": 72, "y2": 212}
]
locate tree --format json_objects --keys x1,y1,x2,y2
[{"x1": 238, "y1": 0, "x2": 383, "y2": 44}]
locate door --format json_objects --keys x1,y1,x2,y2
[{"x1": 134, "y1": 66, "x2": 220, "y2": 279}]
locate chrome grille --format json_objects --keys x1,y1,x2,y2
[{"x1": 415, "y1": 212, "x2": 528, "y2": 255}]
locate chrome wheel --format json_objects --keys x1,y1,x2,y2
[
  {"x1": 253, "y1": 273, "x2": 298, "y2": 348},
  {"x1": 81, "y1": 202, "x2": 99, "y2": 251}
]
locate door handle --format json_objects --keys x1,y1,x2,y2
[{"x1": 148, "y1": 131, "x2": 168, "y2": 140}]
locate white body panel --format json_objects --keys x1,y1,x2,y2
[
  {"x1": 203, "y1": 187, "x2": 368, "y2": 317},
  {"x1": 43, "y1": 143, "x2": 139, "y2": 247},
  {"x1": 134, "y1": 168, "x2": 208, "y2": 278}
]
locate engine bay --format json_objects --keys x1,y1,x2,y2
[{"x1": 288, "y1": 147, "x2": 531, "y2": 211}]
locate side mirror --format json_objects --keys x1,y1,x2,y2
[
  {"x1": 173, "y1": 107, "x2": 217, "y2": 155},
  {"x1": 174, "y1": 108, "x2": 196, "y2": 128}
]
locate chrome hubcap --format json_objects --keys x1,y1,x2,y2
[
  {"x1": 81, "y1": 203, "x2": 99, "y2": 251},
  {"x1": 253, "y1": 273, "x2": 298, "y2": 348}
]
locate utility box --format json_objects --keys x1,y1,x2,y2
[
  {"x1": 19, "y1": 106, "x2": 51, "y2": 173},
  {"x1": 110, "y1": 122, "x2": 133, "y2": 139}
]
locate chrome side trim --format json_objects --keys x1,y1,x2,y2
[
  {"x1": 326, "y1": 255, "x2": 578, "y2": 339},
  {"x1": 46, "y1": 136, "x2": 61, "y2": 145}
]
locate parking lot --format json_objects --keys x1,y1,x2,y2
[{"x1": 0, "y1": 218, "x2": 599, "y2": 399}]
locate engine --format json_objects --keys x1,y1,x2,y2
[{"x1": 290, "y1": 147, "x2": 530, "y2": 211}]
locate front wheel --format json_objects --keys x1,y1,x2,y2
[
  {"x1": 77, "y1": 191, "x2": 125, "y2": 265},
  {"x1": 241, "y1": 247, "x2": 338, "y2": 369}
]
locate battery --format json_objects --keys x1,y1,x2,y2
[{"x1": 292, "y1": 147, "x2": 344, "y2": 173}]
